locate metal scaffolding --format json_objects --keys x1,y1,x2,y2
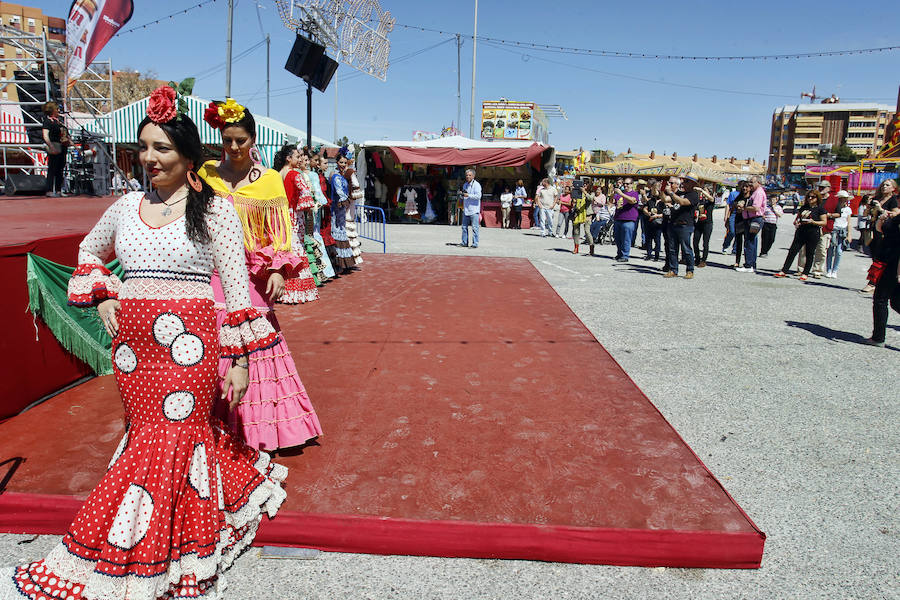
[{"x1": 0, "y1": 24, "x2": 115, "y2": 193}]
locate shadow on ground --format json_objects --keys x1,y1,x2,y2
[{"x1": 785, "y1": 320, "x2": 899, "y2": 351}]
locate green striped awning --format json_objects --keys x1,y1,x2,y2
[{"x1": 83, "y1": 95, "x2": 335, "y2": 167}]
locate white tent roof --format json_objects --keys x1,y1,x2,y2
[
  {"x1": 361, "y1": 135, "x2": 546, "y2": 150},
  {"x1": 78, "y1": 94, "x2": 335, "y2": 166}
]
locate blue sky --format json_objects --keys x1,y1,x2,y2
[{"x1": 44, "y1": 0, "x2": 898, "y2": 162}]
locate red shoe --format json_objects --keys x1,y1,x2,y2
[
  {"x1": 773, "y1": 272, "x2": 787, "y2": 278},
  {"x1": 798, "y1": 274, "x2": 808, "y2": 281}
]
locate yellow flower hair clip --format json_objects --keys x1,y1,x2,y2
[
  {"x1": 204, "y1": 97, "x2": 246, "y2": 129},
  {"x1": 218, "y1": 98, "x2": 246, "y2": 124}
]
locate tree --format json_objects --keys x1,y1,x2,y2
[
  {"x1": 112, "y1": 69, "x2": 165, "y2": 110},
  {"x1": 832, "y1": 144, "x2": 859, "y2": 163}
]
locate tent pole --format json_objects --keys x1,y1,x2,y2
[{"x1": 266, "y1": 34, "x2": 270, "y2": 116}]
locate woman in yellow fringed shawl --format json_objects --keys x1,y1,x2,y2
[{"x1": 200, "y1": 99, "x2": 322, "y2": 453}]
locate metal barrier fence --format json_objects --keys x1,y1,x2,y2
[{"x1": 355, "y1": 204, "x2": 387, "y2": 253}]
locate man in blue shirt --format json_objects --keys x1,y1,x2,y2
[{"x1": 461, "y1": 168, "x2": 482, "y2": 248}]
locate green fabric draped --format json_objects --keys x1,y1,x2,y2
[{"x1": 26, "y1": 254, "x2": 123, "y2": 376}]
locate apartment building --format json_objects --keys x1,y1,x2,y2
[
  {"x1": 767, "y1": 102, "x2": 895, "y2": 179},
  {"x1": 0, "y1": 1, "x2": 65, "y2": 104}
]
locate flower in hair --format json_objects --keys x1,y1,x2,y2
[
  {"x1": 218, "y1": 98, "x2": 246, "y2": 124},
  {"x1": 146, "y1": 78, "x2": 195, "y2": 124},
  {"x1": 147, "y1": 86, "x2": 177, "y2": 123},
  {"x1": 203, "y1": 101, "x2": 226, "y2": 129}
]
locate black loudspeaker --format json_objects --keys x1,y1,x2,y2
[
  {"x1": 4, "y1": 173, "x2": 47, "y2": 195},
  {"x1": 284, "y1": 35, "x2": 325, "y2": 79},
  {"x1": 14, "y1": 69, "x2": 63, "y2": 144},
  {"x1": 308, "y1": 55, "x2": 338, "y2": 92}
]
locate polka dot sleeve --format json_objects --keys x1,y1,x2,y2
[
  {"x1": 68, "y1": 196, "x2": 127, "y2": 306},
  {"x1": 209, "y1": 195, "x2": 278, "y2": 357}
]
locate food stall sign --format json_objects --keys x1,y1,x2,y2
[{"x1": 481, "y1": 101, "x2": 549, "y2": 145}]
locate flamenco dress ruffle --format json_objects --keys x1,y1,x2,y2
[
  {"x1": 277, "y1": 211, "x2": 319, "y2": 304},
  {"x1": 212, "y1": 251, "x2": 323, "y2": 451},
  {"x1": 347, "y1": 187, "x2": 364, "y2": 266},
  {"x1": 311, "y1": 208, "x2": 335, "y2": 279},
  {"x1": 1, "y1": 272, "x2": 287, "y2": 600}
]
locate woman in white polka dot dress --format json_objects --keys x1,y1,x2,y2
[
  {"x1": 1, "y1": 86, "x2": 288, "y2": 600},
  {"x1": 199, "y1": 100, "x2": 323, "y2": 452}
]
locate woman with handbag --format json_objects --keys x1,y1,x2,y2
[
  {"x1": 773, "y1": 190, "x2": 828, "y2": 281},
  {"x1": 860, "y1": 179, "x2": 899, "y2": 293},
  {"x1": 41, "y1": 101, "x2": 69, "y2": 197}
]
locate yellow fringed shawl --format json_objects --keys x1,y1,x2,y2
[{"x1": 198, "y1": 161, "x2": 292, "y2": 252}]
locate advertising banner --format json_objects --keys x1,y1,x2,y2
[
  {"x1": 480, "y1": 101, "x2": 549, "y2": 145},
  {"x1": 66, "y1": 0, "x2": 134, "y2": 89}
]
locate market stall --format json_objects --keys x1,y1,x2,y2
[{"x1": 358, "y1": 136, "x2": 555, "y2": 227}]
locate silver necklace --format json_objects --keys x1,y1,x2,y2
[{"x1": 160, "y1": 195, "x2": 186, "y2": 217}]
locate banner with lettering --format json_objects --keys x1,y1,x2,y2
[{"x1": 66, "y1": 0, "x2": 134, "y2": 89}]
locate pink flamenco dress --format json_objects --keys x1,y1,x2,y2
[
  {"x1": 198, "y1": 162, "x2": 323, "y2": 451},
  {"x1": 1, "y1": 191, "x2": 287, "y2": 599}
]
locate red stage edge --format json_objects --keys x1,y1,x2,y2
[{"x1": 0, "y1": 492, "x2": 764, "y2": 568}]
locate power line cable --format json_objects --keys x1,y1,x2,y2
[
  {"x1": 120, "y1": 0, "x2": 219, "y2": 35},
  {"x1": 481, "y1": 40, "x2": 806, "y2": 99},
  {"x1": 392, "y1": 21, "x2": 900, "y2": 61},
  {"x1": 246, "y1": 37, "x2": 455, "y2": 101},
  {"x1": 194, "y1": 39, "x2": 267, "y2": 82}
]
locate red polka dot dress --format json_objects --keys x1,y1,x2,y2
[{"x1": 1, "y1": 192, "x2": 287, "y2": 600}]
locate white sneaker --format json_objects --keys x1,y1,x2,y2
[
  {"x1": 744, "y1": 267, "x2": 755, "y2": 273},
  {"x1": 735, "y1": 266, "x2": 748, "y2": 272}
]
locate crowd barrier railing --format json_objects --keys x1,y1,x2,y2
[{"x1": 356, "y1": 204, "x2": 386, "y2": 253}]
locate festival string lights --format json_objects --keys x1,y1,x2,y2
[
  {"x1": 120, "y1": 0, "x2": 220, "y2": 35},
  {"x1": 391, "y1": 22, "x2": 900, "y2": 61}
]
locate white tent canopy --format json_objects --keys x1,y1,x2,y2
[
  {"x1": 78, "y1": 94, "x2": 335, "y2": 166},
  {"x1": 361, "y1": 135, "x2": 543, "y2": 150}
]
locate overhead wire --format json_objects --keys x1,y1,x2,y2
[
  {"x1": 194, "y1": 39, "x2": 267, "y2": 82},
  {"x1": 120, "y1": 0, "x2": 219, "y2": 35},
  {"x1": 390, "y1": 21, "x2": 900, "y2": 61},
  {"x1": 245, "y1": 37, "x2": 455, "y2": 101},
  {"x1": 479, "y1": 40, "x2": 799, "y2": 99}
]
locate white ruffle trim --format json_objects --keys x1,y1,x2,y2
[
  {"x1": 26, "y1": 453, "x2": 287, "y2": 600},
  {"x1": 67, "y1": 267, "x2": 122, "y2": 298},
  {"x1": 218, "y1": 314, "x2": 277, "y2": 351},
  {"x1": 277, "y1": 288, "x2": 319, "y2": 304}
]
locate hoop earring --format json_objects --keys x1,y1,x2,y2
[
  {"x1": 187, "y1": 170, "x2": 203, "y2": 193},
  {"x1": 250, "y1": 146, "x2": 262, "y2": 166}
]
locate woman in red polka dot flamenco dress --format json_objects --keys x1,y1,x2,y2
[
  {"x1": 1, "y1": 84, "x2": 288, "y2": 599},
  {"x1": 198, "y1": 98, "x2": 322, "y2": 453}
]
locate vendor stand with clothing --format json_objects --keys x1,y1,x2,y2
[{"x1": 358, "y1": 136, "x2": 555, "y2": 227}]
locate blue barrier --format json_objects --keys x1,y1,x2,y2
[{"x1": 355, "y1": 204, "x2": 387, "y2": 253}]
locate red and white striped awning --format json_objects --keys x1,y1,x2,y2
[{"x1": 0, "y1": 104, "x2": 29, "y2": 144}]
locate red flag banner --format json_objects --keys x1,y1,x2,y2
[{"x1": 66, "y1": 0, "x2": 134, "y2": 89}]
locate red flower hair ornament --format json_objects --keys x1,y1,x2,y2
[
  {"x1": 203, "y1": 102, "x2": 226, "y2": 129},
  {"x1": 146, "y1": 78, "x2": 195, "y2": 124}
]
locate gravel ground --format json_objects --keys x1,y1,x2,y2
[{"x1": 2, "y1": 217, "x2": 898, "y2": 600}]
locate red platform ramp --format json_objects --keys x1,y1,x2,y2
[{"x1": 0, "y1": 254, "x2": 765, "y2": 568}]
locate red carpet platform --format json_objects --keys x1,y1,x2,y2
[
  {"x1": 0, "y1": 254, "x2": 765, "y2": 568},
  {"x1": 0, "y1": 195, "x2": 115, "y2": 418}
]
